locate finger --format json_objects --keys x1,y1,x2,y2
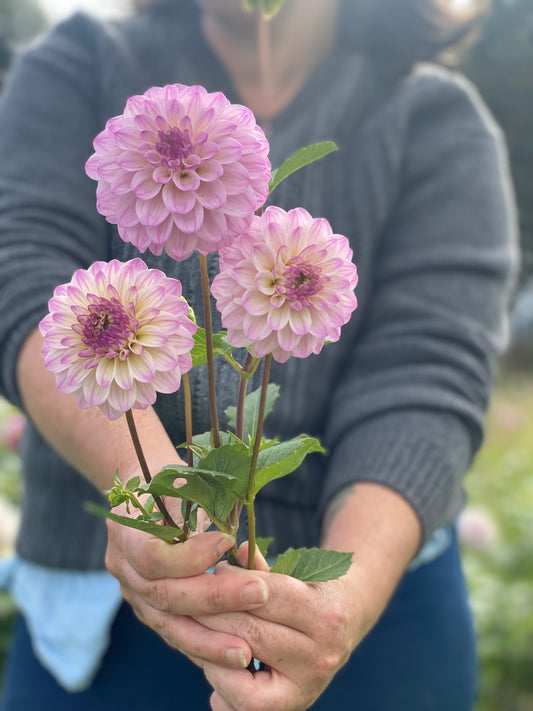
[
  {"x1": 122, "y1": 592, "x2": 253, "y2": 669},
  {"x1": 197, "y1": 609, "x2": 314, "y2": 676},
  {"x1": 210, "y1": 691, "x2": 235, "y2": 711},
  {"x1": 213, "y1": 565, "x2": 326, "y2": 632},
  {"x1": 204, "y1": 663, "x2": 303, "y2": 711},
  {"x1": 119, "y1": 561, "x2": 269, "y2": 616},
  {"x1": 233, "y1": 542, "x2": 270, "y2": 572},
  {"x1": 106, "y1": 523, "x2": 235, "y2": 580}
]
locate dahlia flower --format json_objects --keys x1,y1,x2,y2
[
  {"x1": 39, "y1": 259, "x2": 196, "y2": 420},
  {"x1": 211, "y1": 206, "x2": 358, "y2": 363},
  {"x1": 85, "y1": 84, "x2": 271, "y2": 262}
]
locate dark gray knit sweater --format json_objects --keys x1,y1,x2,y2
[{"x1": 0, "y1": 6, "x2": 518, "y2": 569}]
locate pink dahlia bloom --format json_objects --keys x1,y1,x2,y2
[
  {"x1": 39, "y1": 259, "x2": 196, "y2": 420},
  {"x1": 211, "y1": 206, "x2": 358, "y2": 363},
  {"x1": 85, "y1": 84, "x2": 270, "y2": 262}
]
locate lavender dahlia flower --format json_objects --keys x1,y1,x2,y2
[
  {"x1": 211, "y1": 206, "x2": 358, "y2": 363},
  {"x1": 85, "y1": 84, "x2": 271, "y2": 262},
  {"x1": 40, "y1": 259, "x2": 196, "y2": 420}
]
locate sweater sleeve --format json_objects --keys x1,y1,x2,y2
[
  {"x1": 0, "y1": 14, "x2": 109, "y2": 410},
  {"x1": 321, "y1": 69, "x2": 519, "y2": 543}
]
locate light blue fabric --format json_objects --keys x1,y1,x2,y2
[
  {"x1": 0, "y1": 526, "x2": 451, "y2": 692},
  {"x1": 0, "y1": 557, "x2": 122, "y2": 692}
]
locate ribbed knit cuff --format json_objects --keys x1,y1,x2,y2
[{"x1": 321, "y1": 409, "x2": 473, "y2": 545}]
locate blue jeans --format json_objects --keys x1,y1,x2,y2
[{"x1": 0, "y1": 533, "x2": 477, "y2": 711}]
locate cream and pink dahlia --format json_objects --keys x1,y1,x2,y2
[
  {"x1": 39, "y1": 259, "x2": 196, "y2": 420},
  {"x1": 85, "y1": 84, "x2": 271, "y2": 262},
  {"x1": 211, "y1": 206, "x2": 358, "y2": 363}
]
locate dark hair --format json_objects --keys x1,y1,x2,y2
[
  {"x1": 342, "y1": 0, "x2": 488, "y2": 69},
  {"x1": 137, "y1": 0, "x2": 487, "y2": 69}
]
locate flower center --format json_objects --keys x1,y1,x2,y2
[
  {"x1": 77, "y1": 296, "x2": 138, "y2": 360},
  {"x1": 282, "y1": 258, "x2": 324, "y2": 307},
  {"x1": 156, "y1": 127, "x2": 194, "y2": 168}
]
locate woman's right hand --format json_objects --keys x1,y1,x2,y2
[{"x1": 105, "y1": 512, "x2": 270, "y2": 670}]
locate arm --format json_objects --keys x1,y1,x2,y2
[{"x1": 196, "y1": 71, "x2": 519, "y2": 710}]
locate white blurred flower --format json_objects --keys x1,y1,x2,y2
[
  {"x1": 458, "y1": 506, "x2": 499, "y2": 552},
  {"x1": 0, "y1": 496, "x2": 20, "y2": 558}
]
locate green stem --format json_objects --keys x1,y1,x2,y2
[
  {"x1": 181, "y1": 372, "x2": 193, "y2": 536},
  {"x1": 125, "y1": 409, "x2": 180, "y2": 532},
  {"x1": 246, "y1": 353, "x2": 272, "y2": 570},
  {"x1": 199, "y1": 254, "x2": 221, "y2": 449},
  {"x1": 236, "y1": 352, "x2": 255, "y2": 440}
]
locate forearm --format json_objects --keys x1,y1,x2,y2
[
  {"x1": 321, "y1": 482, "x2": 421, "y2": 636},
  {"x1": 16, "y1": 328, "x2": 179, "y2": 491}
]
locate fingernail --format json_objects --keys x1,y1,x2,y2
[
  {"x1": 223, "y1": 647, "x2": 248, "y2": 669},
  {"x1": 241, "y1": 579, "x2": 268, "y2": 605},
  {"x1": 216, "y1": 534, "x2": 235, "y2": 558}
]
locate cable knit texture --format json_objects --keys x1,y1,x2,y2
[{"x1": 0, "y1": 6, "x2": 518, "y2": 568}]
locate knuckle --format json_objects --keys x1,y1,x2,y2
[
  {"x1": 146, "y1": 578, "x2": 171, "y2": 612},
  {"x1": 315, "y1": 649, "x2": 343, "y2": 678},
  {"x1": 324, "y1": 600, "x2": 347, "y2": 636}
]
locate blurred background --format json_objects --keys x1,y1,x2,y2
[{"x1": 0, "y1": 1, "x2": 532, "y2": 710}]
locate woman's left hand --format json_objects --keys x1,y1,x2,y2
[{"x1": 199, "y1": 550, "x2": 370, "y2": 711}]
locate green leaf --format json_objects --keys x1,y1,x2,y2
[
  {"x1": 270, "y1": 547, "x2": 353, "y2": 582},
  {"x1": 256, "y1": 537, "x2": 273, "y2": 558},
  {"x1": 84, "y1": 502, "x2": 183, "y2": 544},
  {"x1": 269, "y1": 142, "x2": 338, "y2": 195},
  {"x1": 191, "y1": 328, "x2": 233, "y2": 368},
  {"x1": 241, "y1": 0, "x2": 286, "y2": 18},
  {"x1": 225, "y1": 383, "x2": 280, "y2": 441},
  {"x1": 253, "y1": 435, "x2": 325, "y2": 494},
  {"x1": 125, "y1": 476, "x2": 140, "y2": 492},
  {"x1": 147, "y1": 466, "x2": 241, "y2": 531}
]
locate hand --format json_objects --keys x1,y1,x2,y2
[
  {"x1": 199, "y1": 547, "x2": 371, "y2": 711},
  {"x1": 105, "y1": 513, "x2": 271, "y2": 670}
]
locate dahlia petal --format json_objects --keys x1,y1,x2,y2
[
  {"x1": 173, "y1": 202, "x2": 204, "y2": 234},
  {"x1": 267, "y1": 305, "x2": 290, "y2": 331},
  {"x1": 196, "y1": 160, "x2": 223, "y2": 182},
  {"x1": 221, "y1": 162, "x2": 250, "y2": 195},
  {"x1": 277, "y1": 325, "x2": 301, "y2": 352},
  {"x1": 118, "y1": 151, "x2": 147, "y2": 171},
  {"x1": 172, "y1": 170, "x2": 200, "y2": 192},
  {"x1": 82, "y1": 376, "x2": 111, "y2": 407},
  {"x1": 195, "y1": 180, "x2": 226, "y2": 210},
  {"x1": 135, "y1": 195, "x2": 168, "y2": 226},
  {"x1": 243, "y1": 313, "x2": 272, "y2": 340},
  {"x1": 131, "y1": 167, "x2": 162, "y2": 200},
  {"x1": 95, "y1": 357, "x2": 116, "y2": 387},
  {"x1": 241, "y1": 289, "x2": 270, "y2": 316},
  {"x1": 128, "y1": 354, "x2": 156, "y2": 383},
  {"x1": 288, "y1": 307, "x2": 313, "y2": 335},
  {"x1": 162, "y1": 182, "x2": 196, "y2": 214},
  {"x1": 214, "y1": 138, "x2": 243, "y2": 164},
  {"x1": 114, "y1": 360, "x2": 135, "y2": 390},
  {"x1": 108, "y1": 381, "x2": 138, "y2": 412},
  {"x1": 150, "y1": 369, "x2": 181, "y2": 394}
]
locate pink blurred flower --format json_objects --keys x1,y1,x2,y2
[
  {"x1": 85, "y1": 84, "x2": 270, "y2": 262},
  {"x1": 0, "y1": 412, "x2": 25, "y2": 452},
  {"x1": 458, "y1": 506, "x2": 499, "y2": 552},
  {"x1": 39, "y1": 259, "x2": 196, "y2": 420},
  {"x1": 211, "y1": 206, "x2": 358, "y2": 363}
]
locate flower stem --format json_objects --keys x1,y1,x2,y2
[
  {"x1": 181, "y1": 372, "x2": 193, "y2": 536},
  {"x1": 246, "y1": 353, "x2": 272, "y2": 570},
  {"x1": 236, "y1": 352, "x2": 255, "y2": 441},
  {"x1": 125, "y1": 409, "x2": 180, "y2": 532},
  {"x1": 199, "y1": 254, "x2": 221, "y2": 449}
]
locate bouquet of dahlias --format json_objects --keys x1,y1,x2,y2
[{"x1": 40, "y1": 11, "x2": 358, "y2": 582}]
